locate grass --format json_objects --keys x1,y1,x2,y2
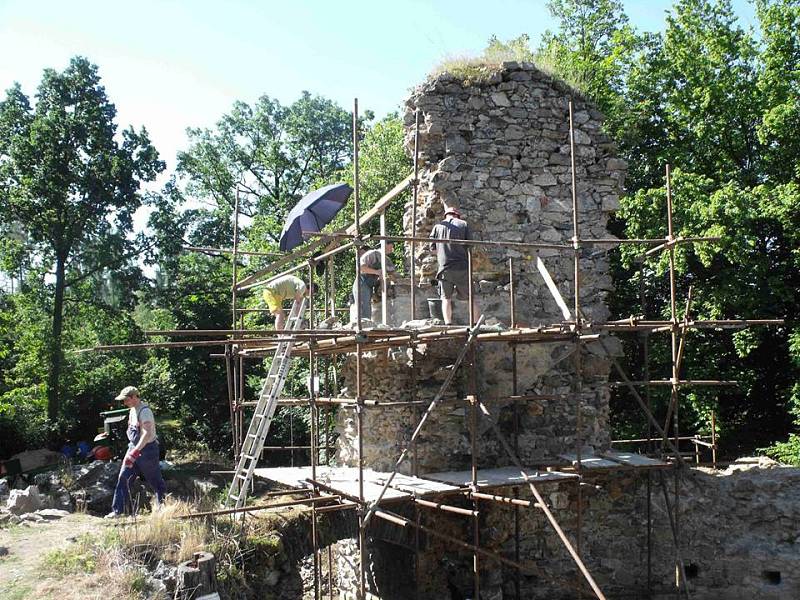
[
  {"x1": 40, "y1": 532, "x2": 159, "y2": 599},
  {"x1": 431, "y1": 54, "x2": 508, "y2": 84},
  {"x1": 33, "y1": 496, "x2": 307, "y2": 599},
  {"x1": 43, "y1": 533, "x2": 98, "y2": 575},
  {"x1": 430, "y1": 46, "x2": 589, "y2": 96},
  {"x1": 37, "y1": 500, "x2": 205, "y2": 599},
  {"x1": 4, "y1": 582, "x2": 33, "y2": 600},
  {"x1": 118, "y1": 499, "x2": 208, "y2": 563}
]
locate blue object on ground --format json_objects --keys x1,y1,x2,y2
[
  {"x1": 279, "y1": 183, "x2": 353, "y2": 252},
  {"x1": 77, "y1": 441, "x2": 91, "y2": 457}
]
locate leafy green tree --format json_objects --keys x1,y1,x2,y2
[
  {"x1": 484, "y1": 34, "x2": 536, "y2": 63},
  {"x1": 0, "y1": 274, "x2": 147, "y2": 454},
  {"x1": 0, "y1": 56, "x2": 164, "y2": 421},
  {"x1": 534, "y1": 0, "x2": 665, "y2": 188},
  {"x1": 177, "y1": 92, "x2": 357, "y2": 251},
  {"x1": 141, "y1": 179, "x2": 236, "y2": 450},
  {"x1": 755, "y1": 0, "x2": 800, "y2": 184},
  {"x1": 659, "y1": 0, "x2": 763, "y2": 186},
  {"x1": 528, "y1": 0, "x2": 800, "y2": 456},
  {"x1": 538, "y1": 0, "x2": 640, "y2": 124},
  {"x1": 614, "y1": 1, "x2": 799, "y2": 454},
  {"x1": 347, "y1": 113, "x2": 411, "y2": 233},
  {"x1": 146, "y1": 93, "x2": 356, "y2": 452}
]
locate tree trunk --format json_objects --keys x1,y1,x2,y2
[
  {"x1": 176, "y1": 552, "x2": 217, "y2": 599},
  {"x1": 47, "y1": 253, "x2": 66, "y2": 422}
]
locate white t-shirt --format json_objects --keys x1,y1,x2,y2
[{"x1": 130, "y1": 404, "x2": 157, "y2": 442}]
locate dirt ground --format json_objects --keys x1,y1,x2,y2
[{"x1": 0, "y1": 513, "x2": 109, "y2": 600}]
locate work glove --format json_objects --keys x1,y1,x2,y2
[{"x1": 123, "y1": 448, "x2": 141, "y2": 468}]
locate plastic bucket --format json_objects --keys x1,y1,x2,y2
[{"x1": 427, "y1": 298, "x2": 443, "y2": 320}]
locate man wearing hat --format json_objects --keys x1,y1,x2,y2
[
  {"x1": 429, "y1": 202, "x2": 478, "y2": 325},
  {"x1": 106, "y1": 386, "x2": 166, "y2": 517}
]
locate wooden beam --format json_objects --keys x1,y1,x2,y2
[{"x1": 536, "y1": 257, "x2": 573, "y2": 321}]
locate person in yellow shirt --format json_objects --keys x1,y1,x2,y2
[{"x1": 262, "y1": 275, "x2": 315, "y2": 329}]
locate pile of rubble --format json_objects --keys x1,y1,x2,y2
[
  {"x1": 0, "y1": 458, "x2": 234, "y2": 528},
  {"x1": 0, "y1": 460, "x2": 127, "y2": 525},
  {"x1": 1, "y1": 484, "x2": 71, "y2": 525}
]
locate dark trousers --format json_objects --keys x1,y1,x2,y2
[
  {"x1": 111, "y1": 442, "x2": 166, "y2": 514},
  {"x1": 352, "y1": 274, "x2": 377, "y2": 320}
]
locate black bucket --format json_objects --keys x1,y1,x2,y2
[{"x1": 427, "y1": 298, "x2": 443, "y2": 320}]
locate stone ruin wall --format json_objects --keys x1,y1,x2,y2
[
  {"x1": 325, "y1": 63, "x2": 800, "y2": 600},
  {"x1": 325, "y1": 461, "x2": 800, "y2": 599},
  {"x1": 412, "y1": 459, "x2": 800, "y2": 600},
  {"x1": 336, "y1": 62, "x2": 625, "y2": 472}
]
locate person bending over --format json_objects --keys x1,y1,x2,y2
[
  {"x1": 263, "y1": 275, "x2": 314, "y2": 329},
  {"x1": 351, "y1": 242, "x2": 395, "y2": 322}
]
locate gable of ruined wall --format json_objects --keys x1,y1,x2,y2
[{"x1": 403, "y1": 63, "x2": 626, "y2": 326}]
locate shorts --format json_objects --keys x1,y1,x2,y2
[
  {"x1": 438, "y1": 268, "x2": 471, "y2": 300},
  {"x1": 263, "y1": 289, "x2": 285, "y2": 313}
]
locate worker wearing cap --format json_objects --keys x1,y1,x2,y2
[
  {"x1": 263, "y1": 275, "x2": 314, "y2": 330},
  {"x1": 429, "y1": 203, "x2": 479, "y2": 325},
  {"x1": 107, "y1": 386, "x2": 165, "y2": 518}
]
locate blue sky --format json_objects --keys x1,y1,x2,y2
[{"x1": 1, "y1": 0, "x2": 757, "y2": 176}]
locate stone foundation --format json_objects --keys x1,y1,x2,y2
[{"x1": 327, "y1": 460, "x2": 800, "y2": 600}]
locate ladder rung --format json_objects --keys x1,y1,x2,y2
[
  {"x1": 242, "y1": 454, "x2": 256, "y2": 460},
  {"x1": 236, "y1": 473, "x2": 248, "y2": 480}
]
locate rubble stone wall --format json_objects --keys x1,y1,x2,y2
[
  {"x1": 442, "y1": 460, "x2": 800, "y2": 600},
  {"x1": 328, "y1": 63, "x2": 800, "y2": 600},
  {"x1": 336, "y1": 62, "x2": 625, "y2": 471}
]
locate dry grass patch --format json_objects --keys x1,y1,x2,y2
[
  {"x1": 119, "y1": 499, "x2": 207, "y2": 563},
  {"x1": 37, "y1": 497, "x2": 312, "y2": 599},
  {"x1": 39, "y1": 500, "x2": 211, "y2": 599},
  {"x1": 431, "y1": 54, "x2": 507, "y2": 84},
  {"x1": 41, "y1": 535, "x2": 160, "y2": 599},
  {"x1": 431, "y1": 46, "x2": 588, "y2": 95}
]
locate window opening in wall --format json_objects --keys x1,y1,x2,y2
[
  {"x1": 762, "y1": 570, "x2": 782, "y2": 585},
  {"x1": 685, "y1": 564, "x2": 699, "y2": 579}
]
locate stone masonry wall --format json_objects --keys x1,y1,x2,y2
[
  {"x1": 416, "y1": 459, "x2": 800, "y2": 600},
  {"x1": 336, "y1": 62, "x2": 625, "y2": 471},
  {"x1": 331, "y1": 61, "x2": 627, "y2": 599},
  {"x1": 327, "y1": 63, "x2": 800, "y2": 600},
  {"x1": 328, "y1": 460, "x2": 800, "y2": 599}
]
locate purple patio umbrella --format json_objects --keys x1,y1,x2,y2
[{"x1": 279, "y1": 183, "x2": 353, "y2": 252}]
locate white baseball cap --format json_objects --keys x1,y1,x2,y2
[{"x1": 115, "y1": 386, "x2": 140, "y2": 401}]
